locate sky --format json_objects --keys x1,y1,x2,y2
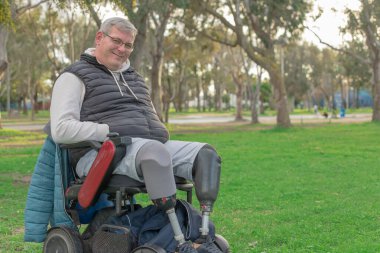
[{"x1": 303, "y1": 0, "x2": 361, "y2": 47}]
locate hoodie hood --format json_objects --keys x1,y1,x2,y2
[
  {"x1": 84, "y1": 48, "x2": 130, "y2": 73},
  {"x1": 83, "y1": 48, "x2": 138, "y2": 100}
]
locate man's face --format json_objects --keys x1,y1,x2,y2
[{"x1": 94, "y1": 26, "x2": 135, "y2": 71}]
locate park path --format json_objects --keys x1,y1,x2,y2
[
  {"x1": 1, "y1": 113, "x2": 372, "y2": 131},
  {"x1": 168, "y1": 113, "x2": 371, "y2": 124}
]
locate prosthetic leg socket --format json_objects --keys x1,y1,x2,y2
[{"x1": 193, "y1": 145, "x2": 221, "y2": 238}]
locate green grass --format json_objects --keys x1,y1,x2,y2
[
  {"x1": 1, "y1": 123, "x2": 380, "y2": 252},
  {"x1": 1, "y1": 110, "x2": 50, "y2": 124}
]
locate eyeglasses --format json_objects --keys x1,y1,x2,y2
[{"x1": 103, "y1": 32, "x2": 134, "y2": 50}]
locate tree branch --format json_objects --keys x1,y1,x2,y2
[
  {"x1": 305, "y1": 25, "x2": 371, "y2": 65},
  {"x1": 243, "y1": 0, "x2": 271, "y2": 48},
  {"x1": 85, "y1": 0, "x2": 101, "y2": 28},
  {"x1": 15, "y1": 0, "x2": 49, "y2": 18},
  {"x1": 198, "y1": 29, "x2": 238, "y2": 47},
  {"x1": 200, "y1": 1, "x2": 237, "y2": 33}
]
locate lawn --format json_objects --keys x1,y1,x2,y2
[{"x1": 0, "y1": 123, "x2": 380, "y2": 252}]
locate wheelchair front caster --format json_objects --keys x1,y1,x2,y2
[
  {"x1": 214, "y1": 234, "x2": 230, "y2": 253},
  {"x1": 43, "y1": 226, "x2": 83, "y2": 253},
  {"x1": 131, "y1": 245, "x2": 166, "y2": 253}
]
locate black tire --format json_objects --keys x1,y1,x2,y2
[
  {"x1": 43, "y1": 226, "x2": 83, "y2": 253},
  {"x1": 214, "y1": 234, "x2": 230, "y2": 253},
  {"x1": 82, "y1": 207, "x2": 116, "y2": 240},
  {"x1": 131, "y1": 245, "x2": 166, "y2": 253}
]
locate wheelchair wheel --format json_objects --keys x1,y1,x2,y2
[
  {"x1": 43, "y1": 226, "x2": 83, "y2": 253},
  {"x1": 214, "y1": 234, "x2": 230, "y2": 253},
  {"x1": 131, "y1": 244, "x2": 166, "y2": 253}
]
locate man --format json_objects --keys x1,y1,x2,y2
[{"x1": 50, "y1": 17, "x2": 222, "y2": 252}]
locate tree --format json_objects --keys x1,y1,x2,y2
[
  {"x1": 0, "y1": 0, "x2": 48, "y2": 79},
  {"x1": 338, "y1": 41, "x2": 371, "y2": 108},
  {"x1": 303, "y1": 43, "x2": 324, "y2": 110},
  {"x1": 0, "y1": 0, "x2": 48, "y2": 127},
  {"x1": 308, "y1": 0, "x2": 380, "y2": 121},
  {"x1": 320, "y1": 49, "x2": 341, "y2": 116},
  {"x1": 227, "y1": 46, "x2": 245, "y2": 121},
  {"x1": 163, "y1": 34, "x2": 197, "y2": 115},
  {"x1": 147, "y1": 1, "x2": 174, "y2": 121},
  {"x1": 116, "y1": 0, "x2": 152, "y2": 70},
  {"x1": 190, "y1": 0, "x2": 312, "y2": 127},
  {"x1": 347, "y1": 0, "x2": 380, "y2": 120},
  {"x1": 284, "y1": 43, "x2": 309, "y2": 111},
  {"x1": 7, "y1": 7, "x2": 50, "y2": 120}
]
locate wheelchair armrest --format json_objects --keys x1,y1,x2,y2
[
  {"x1": 108, "y1": 136, "x2": 132, "y2": 147},
  {"x1": 59, "y1": 134, "x2": 132, "y2": 151},
  {"x1": 60, "y1": 141, "x2": 103, "y2": 150}
]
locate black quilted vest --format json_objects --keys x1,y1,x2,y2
[{"x1": 64, "y1": 54, "x2": 169, "y2": 164}]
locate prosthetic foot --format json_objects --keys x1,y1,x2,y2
[{"x1": 193, "y1": 145, "x2": 221, "y2": 240}]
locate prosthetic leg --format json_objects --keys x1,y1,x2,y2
[
  {"x1": 193, "y1": 145, "x2": 221, "y2": 243},
  {"x1": 136, "y1": 141, "x2": 197, "y2": 252}
]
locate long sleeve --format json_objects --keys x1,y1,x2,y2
[{"x1": 50, "y1": 72, "x2": 109, "y2": 144}]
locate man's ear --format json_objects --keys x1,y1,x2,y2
[{"x1": 95, "y1": 31, "x2": 104, "y2": 45}]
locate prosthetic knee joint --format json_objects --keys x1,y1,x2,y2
[{"x1": 193, "y1": 145, "x2": 221, "y2": 238}]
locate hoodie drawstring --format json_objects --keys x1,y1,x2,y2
[
  {"x1": 110, "y1": 71, "x2": 124, "y2": 96},
  {"x1": 120, "y1": 74, "x2": 139, "y2": 100},
  {"x1": 109, "y1": 71, "x2": 139, "y2": 100}
]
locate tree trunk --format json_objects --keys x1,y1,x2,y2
[
  {"x1": 6, "y1": 65, "x2": 11, "y2": 116},
  {"x1": 354, "y1": 87, "x2": 359, "y2": 108},
  {"x1": 129, "y1": 22, "x2": 147, "y2": 70},
  {"x1": 358, "y1": 0, "x2": 380, "y2": 120},
  {"x1": 235, "y1": 80, "x2": 244, "y2": 121},
  {"x1": 176, "y1": 66, "x2": 185, "y2": 112},
  {"x1": 162, "y1": 94, "x2": 170, "y2": 123},
  {"x1": 287, "y1": 96, "x2": 295, "y2": 113},
  {"x1": 125, "y1": 1, "x2": 150, "y2": 71},
  {"x1": 0, "y1": 23, "x2": 10, "y2": 132},
  {"x1": 202, "y1": 85, "x2": 208, "y2": 112},
  {"x1": 250, "y1": 73, "x2": 261, "y2": 124},
  {"x1": 268, "y1": 69, "x2": 291, "y2": 127},
  {"x1": 371, "y1": 56, "x2": 380, "y2": 121},
  {"x1": 151, "y1": 52, "x2": 164, "y2": 121},
  {"x1": 17, "y1": 97, "x2": 22, "y2": 112},
  {"x1": 22, "y1": 97, "x2": 27, "y2": 115},
  {"x1": 27, "y1": 73, "x2": 36, "y2": 121},
  {"x1": 0, "y1": 25, "x2": 9, "y2": 79},
  {"x1": 214, "y1": 84, "x2": 222, "y2": 111},
  {"x1": 247, "y1": 86, "x2": 255, "y2": 123},
  {"x1": 196, "y1": 81, "x2": 201, "y2": 112}
]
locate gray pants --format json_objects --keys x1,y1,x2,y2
[{"x1": 76, "y1": 138, "x2": 206, "y2": 199}]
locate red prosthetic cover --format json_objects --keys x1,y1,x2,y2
[{"x1": 78, "y1": 140, "x2": 116, "y2": 209}]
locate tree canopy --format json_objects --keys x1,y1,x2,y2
[{"x1": 0, "y1": 0, "x2": 377, "y2": 125}]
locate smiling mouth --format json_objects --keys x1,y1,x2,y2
[{"x1": 112, "y1": 52, "x2": 126, "y2": 58}]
